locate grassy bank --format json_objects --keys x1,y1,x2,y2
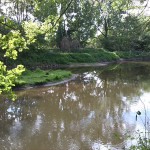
[
  {"x1": 15, "y1": 48, "x2": 150, "y2": 68},
  {"x1": 15, "y1": 69, "x2": 72, "y2": 87},
  {"x1": 6, "y1": 48, "x2": 150, "y2": 87},
  {"x1": 115, "y1": 50, "x2": 150, "y2": 59},
  {"x1": 5, "y1": 48, "x2": 150, "y2": 70},
  {"x1": 7, "y1": 48, "x2": 119, "y2": 69}
]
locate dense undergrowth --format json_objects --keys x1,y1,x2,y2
[
  {"x1": 4, "y1": 48, "x2": 150, "y2": 70},
  {"x1": 16, "y1": 48, "x2": 119, "y2": 68}
]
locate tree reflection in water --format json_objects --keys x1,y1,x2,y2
[{"x1": 0, "y1": 62, "x2": 150, "y2": 149}]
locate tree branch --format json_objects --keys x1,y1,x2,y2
[{"x1": 45, "y1": 0, "x2": 74, "y2": 34}]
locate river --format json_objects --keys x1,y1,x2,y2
[{"x1": 0, "y1": 62, "x2": 150, "y2": 150}]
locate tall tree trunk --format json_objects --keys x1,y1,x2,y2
[{"x1": 104, "y1": 18, "x2": 108, "y2": 38}]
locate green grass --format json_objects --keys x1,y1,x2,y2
[
  {"x1": 13, "y1": 48, "x2": 120, "y2": 68},
  {"x1": 6, "y1": 48, "x2": 150, "y2": 70},
  {"x1": 115, "y1": 51, "x2": 150, "y2": 59},
  {"x1": 15, "y1": 69, "x2": 72, "y2": 87}
]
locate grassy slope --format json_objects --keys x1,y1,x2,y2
[
  {"x1": 7, "y1": 48, "x2": 150, "y2": 70},
  {"x1": 115, "y1": 50, "x2": 149, "y2": 58},
  {"x1": 12, "y1": 48, "x2": 120, "y2": 69},
  {"x1": 15, "y1": 69, "x2": 72, "y2": 87}
]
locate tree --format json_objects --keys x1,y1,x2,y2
[
  {"x1": 0, "y1": 18, "x2": 39, "y2": 100},
  {"x1": 1, "y1": 0, "x2": 34, "y2": 23},
  {"x1": 0, "y1": 0, "x2": 70, "y2": 100},
  {"x1": 67, "y1": 0, "x2": 97, "y2": 47},
  {"x1": 33, "y1": 0, "x2": 57, "y2": 22},
  {"x1": 55, "y1": 0, "x2": 98, "y2": 48},
  {"x1": 89, "y1": 0, "x2": 150, "y2": 51}
]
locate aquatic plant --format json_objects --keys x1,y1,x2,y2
[{"x1": 130, "y1": 98, "x2": 150, "y2": 150}]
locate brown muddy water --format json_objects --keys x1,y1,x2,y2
[{"x1": 0, "y1": 62, "x2": 150, "y2": 150}]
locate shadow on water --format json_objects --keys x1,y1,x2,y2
[{"x1": 1, "y1": 62, "x2": 150, "y2": 149}]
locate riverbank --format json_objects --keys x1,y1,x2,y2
[
  {"x1": 14, "y1": 59, "x2": 149, "y2": 89},
  {"x1": 14, "y1": 69, "x2": 72, "y2": 88},
  {"x1": 7, "y1": 48, "x2": 150, "y2": 70},
  {"x1": 12, "y1": 48, "x2": 150, "y2": 88}
]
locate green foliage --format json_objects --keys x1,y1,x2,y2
[
  {"x1": 33, "y1": 0, "x2": 57, "y2": 22},
  {"x1": 0, "y1": 21, "x2": 41, "y2": 100},
  {"x1": 66, "y1": 0, "x2": 97, "y2": 47},
  {"x1": 15, "y1": 69, "x2": 72, "y2": 86},
  {"x1": 23, "y1": 21, "x2": 41, "y2": 44},
  {"x1": 97, "y1": 15, "x2": 143, "y2": 51},
  {"x1": 14, "y1": 48, "x2": 150, "y2": 71},
  {"x1": 0, "y1": 62, "x2": 25, "y2": 100},
  {"x1": 13, "y1": 48, "x2": 119, "y2": 69},
  {"x1": 115, "y1": 51, "x2": 150, "y2": 59},
  {"x1": 56, "y1": 21, "x2": 66, "y2": 48},
  {"x1": 0, "y1": 28, "x2": 31, "y2": 100},
  {"x1": 0, "y1": 1, "x2": 59, "y2": 100},
  {"x1": 0, "y1": 31, "x2": 28, "y2": 59},
  {"x1": 133, "y1": 33, "x2": 150, "y2": 51},
  {"x1": 89, "y1": 0, "x2": 150, "y2": 52}
]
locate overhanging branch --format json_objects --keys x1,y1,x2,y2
[{"x1": 45, "y1": 0, "x2": 74, "y2": 34}]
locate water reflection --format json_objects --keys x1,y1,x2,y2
[{"x1": 0, "y1": 62, "x2": 150, "y2": 149}]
